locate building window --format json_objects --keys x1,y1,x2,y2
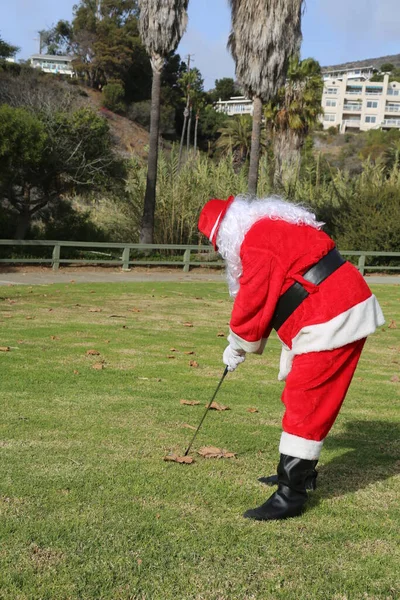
[
  {"x1": 365, "y1": 116, "x2": 377, "y2": 123},
  {"x1": 324, "y1": 114, "x2": 336, "y2": 122},
  {"x1": 366, "y1": 88, "x2": 383, "y2": 95},
  {"x1": 366, "y1": 101, "x2": 378, "y2": 108},
  {"x1": 326, "y1": 99, "x2": 337, "y2": 107},
  {"x1": 388, "y1": 89, "x2": 400, "y2": 96},
  {"x1": 326, "y1": 88, "x2": 338, "y2": 95}
]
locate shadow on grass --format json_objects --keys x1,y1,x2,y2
[{"x1": 310, "y1": 420, "x2": 400, "y2": 502}]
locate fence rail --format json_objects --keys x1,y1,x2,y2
[{"x1": 0, "y1": 240, "x2": 399, "y2": 276}]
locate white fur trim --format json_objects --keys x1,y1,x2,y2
[
  {"x1": 209, "y1": 210, "x2": 223, "y2": 245},
  {"x1": 276, "y1": 295, "x2": 384, "y2": 381},
  {"x1": 288, "y1": 295, "x2": 385, "y2": 355},
  {"x1": 216, "y1": 196, "x2": 324, "y2": 298},
  {"x1": 228, "y1": 330, "x2": 263, "y2": 353},
  {"x1": 278, "y1": 346, "x2": 295, "y2": 381},
  {"x1": 279, "y1": 432, "x2": 324, "y2": 460}
]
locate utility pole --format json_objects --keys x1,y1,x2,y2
[
  {"x1": 34, "y1": 32, "x2": 44, "y2": 54},
  {"x1": 179, "y1": 54, "x2": 195, "y2": 168}
]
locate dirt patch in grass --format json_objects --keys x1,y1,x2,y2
[{"x1": 29, "y1": 544, "x2": 65, "y2": 570}]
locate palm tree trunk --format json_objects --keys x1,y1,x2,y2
[
  {"x1": 186, "y1": 104, "x2": 192, "y2": 155},
  {"x1": 273, "y1": 130, "x2": 302, "y2": 189},
  {"x1": 140, "y1": 57, "x2": 162, "y2": 244},
  {"x1": 248, "y1": 96, "x2": 262, "y2": 195},
  {"x1": 178, "y1": 106, "x2": 189, "y2": 168},
  {"x1": 194, "y1": 112, "x2": 199, "y2": 154}
]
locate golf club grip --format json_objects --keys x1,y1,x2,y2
[{"x1": 184, "y1": 366, "x2": 229, "y2": 456}]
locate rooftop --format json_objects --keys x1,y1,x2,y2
[{"x1": 30, "y1": 54, "x2": 74, "y2": 61}]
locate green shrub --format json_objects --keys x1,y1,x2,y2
[
  {"x1": 102, "y1": 82, "x2": 125, "y2": 113},
  {"x1": 327, "y1": 125, "x2": 338, "y2": 135}
]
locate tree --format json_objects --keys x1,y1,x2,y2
[
  {"x1": 264, "y1": 56, "x2": 323, "y2": 186},
  {"x1": 0, "y1": 104, "x2": 125, "y2": 239},
  {"x1": 41, "y1": 1, "x2": 142, "y2": 93},
  {"x1": 102, "y1": 80, "x2": 125, "y2": 112},
  {"x1": 0, "y1": 106, "x2": 47, "y2": 238},
  {"x1": 216, "y1": 114, "x2": 254, "y2": 168},
  {"x1": 178, "y1": 67, "x2": 204, "y2": 161},
  {"x1": 0, "y1": 35, "x2": 19, "y2": 59},
  {"x1": 211, "y1": 77, "x2": 237, "y2": 102},
  {"x1": 39, "y1": 21, "x2": 74, "y2": 55},
  {"x1": 196, "y1": 105, "x2": 229, "y2": 152},
  {"x1": 380, "y1": 63, "x2": 394, "y2": 73},
  {"x1": 194, "y1": 96, "x2": 206, "y2": 154},
  {"x1": 227, "y1": 0, "x2": 304, "y2": 195},
  {"x1": 137, "y1": 0, "x2": 189, "y2": 244}
]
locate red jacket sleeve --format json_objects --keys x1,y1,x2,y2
[{"x1": 229, "y1": 245, "x2": 285, "y2": 352}]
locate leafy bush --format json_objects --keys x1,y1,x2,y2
[
  {"x1": 102, "y1": 82, "x2": 125, "y2": 113},
  {"x1": 327, "y1": 126, "x2": 338, "y2": 135},
  {"x1": 127, "y1": 100, "x2": 176, "y2": 135}
]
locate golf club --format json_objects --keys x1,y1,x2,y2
[{"x1": 184, "y1": 366, "x2": 229, "y2": 456}]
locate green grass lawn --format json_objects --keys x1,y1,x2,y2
[{"x1": 0, "y1": 281, "x2": 399, "y2": 600}]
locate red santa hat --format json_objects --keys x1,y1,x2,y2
[{"x1": 198, "y1": 195, "x2": 235, "y2": 249}]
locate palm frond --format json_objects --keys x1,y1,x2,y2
[
  {"x1": 137, "y1": 0, "x2": 189, "y2": 61},
  {"x1": 227, "y1": 0, "x2": 304, "y2": 100}
]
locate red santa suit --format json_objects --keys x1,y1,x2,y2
[{"x1": 198, "y1": 195, "x2": 384, "y2": 461}]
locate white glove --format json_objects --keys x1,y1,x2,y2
[{"x1": 223, "y1": 344, "x2": 246, "y2": 372}]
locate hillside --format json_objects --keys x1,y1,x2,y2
[
  {"x1": 83, "y1": 88, "x2": 149, "y2": 160},
  {"x1": 322, "y1": 53, "x2": 400, "y2": 72}
]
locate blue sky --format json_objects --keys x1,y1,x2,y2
[{"x1": 1, "y1": 0, "x2": 399, "y2": 89}]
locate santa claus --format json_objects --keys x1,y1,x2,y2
[{"x1": 198, "y1": 194, "x2": 384, "y2": 521}]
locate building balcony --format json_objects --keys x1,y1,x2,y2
[
  {"x1": 343, "y1": 119, "x2": 361, "y2": 127},
  {"x1": 345, "y1": 90, "x2": 363, "y2": 96},
  {"x1": 382, "y1": 118, "x2": 400, "y2": 127},
  {"x1": 365, "y1": 90, "x2": 383, "y2": 95},
  {"x1": 217, "y1": 104, "x2": 253, "y2": 116},
  {"x1": 343, "y1": 104, "x2": 362, "y2": 111},
  {"x1": 385, "y1": 105, "x2": 400, "y2": 113}
]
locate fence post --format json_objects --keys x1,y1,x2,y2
[
  {"x1": 358, "y1": 253, "x2": 366, "y2": 276},
  {"x1": 183, "y1": 248, "x2": 191, "y2": 272},
  {"x1": 122, "y1": 247, "x2": 131, "y2": 271},
  {"x1": 52, "y1": 243, "x2": 60, "y2": 272}
]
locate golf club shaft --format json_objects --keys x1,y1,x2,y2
[{"x1": 184, "y1": 366, "x2": 229, "y2": 456}]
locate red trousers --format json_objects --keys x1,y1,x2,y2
[{"x1": 279, "y1": 338, "x2": 366, "y2": 459}]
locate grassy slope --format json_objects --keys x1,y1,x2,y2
[{"x1": 0, "y1": 282, "x2": 399, "y2": 600}]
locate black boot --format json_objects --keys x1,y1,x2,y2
[
  {"x1": 243, "y1": 454, "x2": 318, "y2": 521},
  {"x1": 258, "y1": 460, "x2": 318, "y2": 491}
]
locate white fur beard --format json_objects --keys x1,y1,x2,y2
[{"x1": 216, "y1": 195, "x2": 324, "y2": 298}]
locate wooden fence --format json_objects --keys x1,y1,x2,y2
[{"x1": 0, "y1": 240, "x2": 399, "y2": 276}]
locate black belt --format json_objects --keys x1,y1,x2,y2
[{"x1": 272, "y1": 248, "x2": 346, "y2": 331}]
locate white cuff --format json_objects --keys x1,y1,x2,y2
[
  {"x1": 228, "y1": 330, "x2": 265, "y2": 353},
  {"x1": 279, "y1": 432, "x2": 324, "y2": 460}
]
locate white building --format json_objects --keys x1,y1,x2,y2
[
  {"x1": 215, "y1": 95, "x2": 253, "y2": 117},
  {"x1": 322, "y1": 72, "x2": 400, "y2": 132},
  {"x1": 216, "y1": 68, "x2": 400, "y2": 134},
  {"x1": 29, "y1": 54, "x2": 75, "y2": 77},
  {"x1": 322, "y1": 65, "x2": 375, "y2": 82}
]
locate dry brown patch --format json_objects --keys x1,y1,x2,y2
[{"x1": 29, "y1": 544, "x2": 65, "y2": 570}]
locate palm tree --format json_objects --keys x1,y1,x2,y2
[
  {"x1": 178, "y1": 67, "x2": 204, "y2": 165},
  {"x1": 227, "y1": 0, "x2": 304, "y2": 195},
  {"x1": 193, "y1": 97, "x2": 206, "y2": 155},
  {"x1": 137, "y1": 0, "x2": 189, "y2": 244},
  {"x1": 216, "y1": 115, "x2": 254, "y2": 169},
  {"x1": 265, "y1": 56, "x2": 323, "y2": 187}
]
